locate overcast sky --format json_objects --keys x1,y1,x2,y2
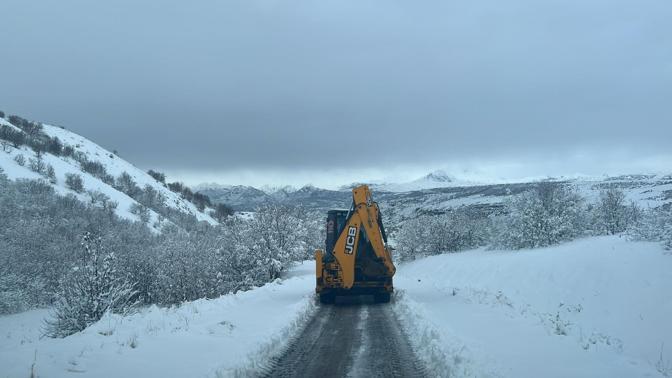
[{"x1": 1, "y1": 0, "x2": 670, "y2": 188}]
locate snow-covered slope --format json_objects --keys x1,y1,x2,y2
[
  {"x1": 0, "y1": 262, "x2": 316, "y2": 378},
  {"x1": 395, "y1": 236, "x2": 672, "y2": 377},
  {"x1": 0, "y1": 116, "x2": 216, "y2": 228}
]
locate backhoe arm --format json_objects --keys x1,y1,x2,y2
[{"x1": 332, "y1": 185, "x2": 396, "y2": 288}]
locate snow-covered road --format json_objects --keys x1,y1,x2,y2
[{"x1": 262, "y1": 301, "x2": 424, "y2": 377}]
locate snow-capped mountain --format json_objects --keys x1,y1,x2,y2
[
  {"x1": 372, "y1": 170, "x2": 461, "y2": 192},
  {"x1": 341, "y1": 170, "x2": 481, "y2": 193},
  {"x1": 0, "y1": 114, "x2": 216, "y2": 229},
  {"x1": 196, "y1": 173, "x2": 672, "y2": 224}
]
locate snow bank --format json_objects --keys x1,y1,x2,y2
[
  {"x1": 394, "y1": 236, "x2": 672, "y2": 377},
  {"x1": 0, "y1": 262, "x2": 316, "y2": 378}
]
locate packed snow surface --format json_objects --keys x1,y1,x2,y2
[
  {"x1": 0, "y1": 263, "x2": 316, "y2": 378},
  {"x1": 394, "y1": 236, "x2": 672, "y2": 377}
]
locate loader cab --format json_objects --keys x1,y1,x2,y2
[{"x1": 325, "y1": 209, "x2": 349, "y2": 260}]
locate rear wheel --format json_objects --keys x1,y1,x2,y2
[
  {"x1": 374, "y1": 292, "x2": 391, "y2": 303},
  {"x1": 319, "y1": 292, "x2": 335, "y2": 304}
]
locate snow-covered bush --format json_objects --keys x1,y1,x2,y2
[
  {"x1": 0, "y1": 174, "x2": 150, "y2": 313},
  {"x1": 65, "y1": 172, "x2": 84, "y2": 193},
  {"x1": 44, "y1": 232, "x2": 138, "y2": 338},
  {"x1": 0, "y1": 272, "x2": 29, "y2": 314},
  {"x1": 87, "y1": 190, "x2": 110, "y2": 206},
  {"x1": 46, "y1": 136, "x2": 63, "y2": 156},
  {"x1": 494, "y1": 183, "x2": 586, "y2": 250},
  {"x1": 592, "y1": 188, "x2": 633, "y2": 235},
  {"x1": 28, "y1": 156, "x2": 46, "y2": 174},
  {"x1": 138, "y1": 184, "x2": 166, "y2": 209},
  {"x1": 146, "y1": 205, "x2": 321, "y2": 305},
  {"x1": 13, "y1": 153, "x2": 25, "y2": 166},
  {"x1": 79, "y1": 159, "x2": 107, "y2": 178},
  {"x1": 0, "y1": 124, "x2": 26, "y2": 147},
  {"x1": 151, "y1": 228, "x2": 212, "y2": 304},
  {"x1": 130, "y1": 203, "x2": 151, "y2": 224},
  {"x1": 629, "y1": 206, "x2": 672, "y2": 250},
  {"x1": 215, "y1": 219, "x2": 270, "y2": 292},
  {"x1": 249, "y1": 204, "x2": 314, "y2": 279},
  {"x1": 395, "y1": 209, "x2": 492, "y2": 261},
  {"x1": 0, "y1": 169, "x2": 320, "y2": 313},
  {"x1": 115, "y1": 171, "x2": 142, "y2": 198},
  {"x1": 147, "y1": 169, "x2": 166, "y2": 184},
  {"x1": 46, "y1": 164, "x2": 56, "y2": 183},
  {"x1": 8, "y1": 115, "x2": 42, "y2": 136},
  {"x1": 152, "y1": 221, "x2": 258, "y2": 304},
  {"x1": 395, "y1": 217, "x2": 427, "y2": 261}
]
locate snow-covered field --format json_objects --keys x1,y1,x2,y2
[
  {"x1": 2, "y1": 238, "x2": 670, "y2": 378},
  {"x1": 0, "y1": 263, "x2": 316, "y2": 378},
  {"x1": 394, "y1": 236, "x2": 672, "y2": 377}
]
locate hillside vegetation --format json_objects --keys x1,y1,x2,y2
[{"x1": 0, "y1": 112, "x2": 322, "y2": 337}]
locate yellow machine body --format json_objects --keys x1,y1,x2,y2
[{"x1": 315, "y1": 185, "x2": 396, "y2": 303}]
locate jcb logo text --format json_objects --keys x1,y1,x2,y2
[{"x1": 345, "y1": 226, "x2": 357, "y2": 254}]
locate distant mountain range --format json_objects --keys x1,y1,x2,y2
[
  {"x1": 196, "y1": 173, "x2": 672, "y2": 226},
  {"x1": 195, "y1": 169, "x2": 477, "y2": 211},
  {"x1": 195, "y1": 183, "x2": 351, "y2": 212}
]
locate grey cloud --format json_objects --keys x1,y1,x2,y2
[{"x1": 1, "y1": 0, "x2": 670, "y2": 179}]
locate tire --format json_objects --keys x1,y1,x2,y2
[
  {"x1": 374, "y1": 292, "x2": 391, "y2": 303},
  {"x1": 319, "y1": 292, "x2": 335, "y2": 304}
]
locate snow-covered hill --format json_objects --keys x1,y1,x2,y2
[
  {"x1": 0, "y1": 115, "x2": 216, "y2": 229},
  {"x1": 395, "y1": 236, "x2": 672, "y2": 377}
]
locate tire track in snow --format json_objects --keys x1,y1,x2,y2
[{"x1": 262, "y1": 301, "x2": 426, "y2": 377}]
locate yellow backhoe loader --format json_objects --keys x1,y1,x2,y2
[{"x1": 315, "y1": 185, "x2": 396, "y2": 303}]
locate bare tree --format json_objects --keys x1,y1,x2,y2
[{"x1": 596, "y1": 188, "x2": 628, "y2": 234}]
